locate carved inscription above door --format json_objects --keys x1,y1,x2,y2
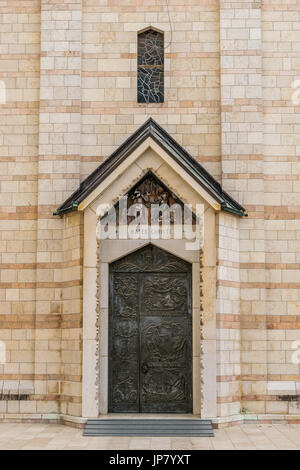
[{"x1": 109, "y1": 244, "x2": 192, "y2": 413}]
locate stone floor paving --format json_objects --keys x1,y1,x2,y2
[{"x1": 0, "y1": 423, "x2": 299, "y2": 450}]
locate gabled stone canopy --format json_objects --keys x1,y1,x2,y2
[{"x1": 54, "y1": 118, "x2": 246, "y2": 217}]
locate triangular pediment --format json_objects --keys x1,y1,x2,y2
[
  {"x1": 109, "y1": 171, "x2": 196, "y2": 225},
  {"x1": 54, "y1": 118, "x2": 246, "y2": 217}
]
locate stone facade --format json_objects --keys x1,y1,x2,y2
[{"x1": 0, "y1": 0, "x2": 300, "y2": 426}]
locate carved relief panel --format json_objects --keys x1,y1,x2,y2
[{"x1": 109, "y1": 245, "x2": 192, "y2": 413}]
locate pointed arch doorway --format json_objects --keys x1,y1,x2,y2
[{"x1": 108, "y1": 244, "x2": 193, "y2": 413}]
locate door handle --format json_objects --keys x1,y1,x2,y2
[{"x1": 142, "y1": 362, "x2": 149, "y2": 374}]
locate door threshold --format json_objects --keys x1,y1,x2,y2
[{"x1": 98, "y1": 413, "x2": 201, "y2": 419}]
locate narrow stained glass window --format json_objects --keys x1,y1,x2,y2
[{"x1": 137, "y1": 29, "x2": 164, "y2": 103}]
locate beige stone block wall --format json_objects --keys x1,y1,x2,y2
[
  {"x1": 60, "y1": 212, "x2": 83, "y2": 417},
  {"x1": 216, "y1": 212, "x2": 241, "y2": 417},
  {"x1": 81, "y1": 0, "x2": 221, "y2": 181},
  {"x1": 0, "y1": 0, "x2": 40, "y2": 412},
  {"x1": 220, "y1": 0, "x2": 267, "y2": 415},
  {"x1": 221, "y1": 0, "x2": 300, "y2": 415},
  {"x1": 262, "y1": 0, "x2": 300, "y2": 415},
  {"x1": 34, "y1": 0, "x2": 83, "y2": 416}
]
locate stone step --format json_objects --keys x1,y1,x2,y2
[{"x1": 83, "y1": 419, "x2": 214, "y2": 437}]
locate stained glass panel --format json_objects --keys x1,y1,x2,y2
[{"x1": 137, "y1": 29, "x2": 164, "y2": 103}]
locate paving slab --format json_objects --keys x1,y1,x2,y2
[{"x1": 0, "y1": 423, "x2": 299, "y2": 450}]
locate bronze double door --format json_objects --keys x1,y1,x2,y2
[{"x1": 108, "y1": 245, "x2": 192, "y2": 413}]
